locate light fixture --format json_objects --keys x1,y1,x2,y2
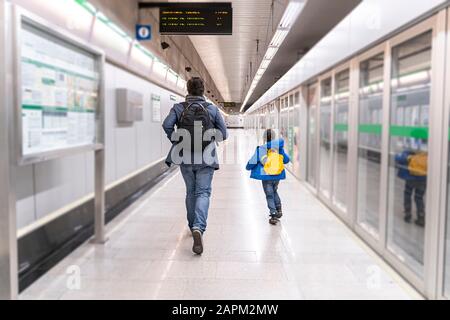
[
  {"x1": 260, "y1": 60, "x2": 271, "y2": 69},
  {"x1": 270, "y1": 29, "x2": 289, "y2": 47},
  {"x1": 240, "y1": 0, "x2": 305, "y2": 112},
  {"x1": 279, "y1": 1, "x2": 304, "y2": 29},
  {"x1": 264, "y1": 46, "x2": 279, "y2": 60}
]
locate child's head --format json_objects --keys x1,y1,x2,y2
[{"x1": 263, "y1": 129, "x2": 276, "y2": 143}]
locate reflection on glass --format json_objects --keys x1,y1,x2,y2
[
  {"x1": 357, "y1": 53, "x2": 384, "y2": 237},
  {"x1": 292, "y1": 93, "x2": 301, "y2": 177},
  {"x1": 387, "y1": 31, "x2": 431, "y2": 277},
  {"x1": 280, "y1": 98, "x2": 289, "y2": 148},
  {"x1": 320, "y1": 78, "x2": 332, "y2": 197},
  {"x1": 308, "y1": 85, "x2": 318, "y2": 187},
  {"x1": 333, "y1": 70, "x2": 350, "y2": 211}
]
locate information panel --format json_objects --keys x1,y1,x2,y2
[
  {"x1": 152, "y1": 94, "x2": 161, "y2": 122},
  {"x1": 20, "y1": 21, "x2": 101, "y2": 159},
  {"x1": 159, "y1": 3, "x2": 232, "y2": 35}
]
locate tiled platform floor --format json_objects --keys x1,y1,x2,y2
[{"x1": 21, "y1": 131, "x2": 421, "y2": 300}]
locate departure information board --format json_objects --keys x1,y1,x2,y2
[
  {"x1": 158, "y1": 3, "x2": 232, "y2": 35},
  {"x1": 20, "y1": 21, "x2": 100, "y2": 159}
]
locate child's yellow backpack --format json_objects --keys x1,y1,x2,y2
[
  {"x1": 262, "y1": 149, "x2": 285, "y2": 176},
  {"x1": 408, "y1": 152, "x2": 428, "y2": 177}
]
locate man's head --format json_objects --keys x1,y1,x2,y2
[
  {"x1": 263, "y1": 129, "x2": 276, "y2": 143},
  {"x1": 187, "y1": 77, "x2": 205, "y2": 96}
]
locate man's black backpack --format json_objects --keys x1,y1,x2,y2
[{"x1": 177, "y1": 102, "x2": 214, "y2": 151}]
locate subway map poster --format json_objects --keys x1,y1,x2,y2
[{"x1": 20, "y1": 22, "x2": 100, "y2": 159}]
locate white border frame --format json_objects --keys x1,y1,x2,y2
[
  {"x1": 317, "y1": 71, "x2": 334, "y2": 204},
  {"x1": 352, "y1": 42, "x2": 388, "y2": 253},
  {"x1": 380, "y1": 14, "x2": 441, "y2": 296},
  {"x1": 331, "y1": 62, "x2": 351, "y2": 221},
  {"x1": 436, "y1": 8, "x2": 450, "y2": 300}
]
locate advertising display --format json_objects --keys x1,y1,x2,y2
[{"x1": 19, "y1": 18, "x2": 102, "y2": 163}]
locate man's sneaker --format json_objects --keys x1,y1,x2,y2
[
  {"x1": 404, "y1": 214, "x2": 412, "y2": 223},
  {"x1": 274, "y1": 207, "x2": 283, "y2": 219},
  {"x1": 269, "y1": 217, "x2": 279, "y2": 225},
  {"x1": 192, "y1": 230, "x2": 204, "y2": 255}
]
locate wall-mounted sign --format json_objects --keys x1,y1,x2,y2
[
  {"x1": 157, "y1": 3, "x2": 233, "y2": 35},
  {"x1": 136, "y1": 24, "x2": 152, "y2": 41},
  {"x1": 19, "y1": 19, "x2": 102, "y2": 163},
  {"x1": 151, "y1": 94, "x2": 161, "y2": 122}
]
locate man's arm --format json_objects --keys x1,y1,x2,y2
[
  {"x1": 162, "y1": 107, "x2": 178, "y2": 141},
  {"x1": 214, "y1": 107, "x2": 229, "y2": 142}
]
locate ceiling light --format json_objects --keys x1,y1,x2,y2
[
  {"x1": 270, "y1": 29, "x2": 289, "y2": 47},
  {"x1": 260, "y1": 60, "x2": 271, "y2": 69},
  {"x1": 240, "y1": 0, "x2": 305, "y2": 113},
  {"x1": 279, "y1": 1, "x2": 305, "y2": 29},
  {"x1": 265, "y1": 46, "x2": 279, "y2": 60}
]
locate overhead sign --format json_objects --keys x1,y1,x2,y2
[
  {"x1": 158, "y1": 3, "x2": 233, "y2": 35},
  {"x1": 136, "y1": 24, "x2": 152, "y2": 41}
]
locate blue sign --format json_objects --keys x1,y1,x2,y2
[{"x1": 136, "y1": 25, "x2": 152, "y2": 41}]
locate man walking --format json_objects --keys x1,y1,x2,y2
[{"x1": 163, "y1": 77, "x2": 228, "y2": 255}]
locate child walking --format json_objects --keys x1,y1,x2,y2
[{"x1": 246, "y1": 129, "x2": 291, "y2": 225}]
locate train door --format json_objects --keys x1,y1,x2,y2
[
  {"x1": 436, "y1": 9, "x2": 450, "y2": 300},
  {"x1": 355, "y1": 46, "x2": 385, "y2": 243},
  {"x1": 380, "y1": 14, "x2": 446, "y2": 296},
  {"x1": 307, "y1": 83, "x2": 319, "y2": 189},
  {"x1": 280, "y1": 96, "x2": 289, "y2": 147},
  {"x1": 287, "y1": 94, "x2": 295, "y2": 168},
  {"x1": 318, "y1": 75, "x2": 333, "y2": 200},
  {"x1": 292, "y1": 91, "x2": 301, "y2": 178},
  {"x1": 332, "y1": 67, "x2": 350, "y2": 215}
]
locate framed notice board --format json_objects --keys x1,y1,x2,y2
[
  {"x1": 14, "y1": 8, "x2": 105, "y2": 165},
  {"x1": 151, "y1": 94, "x2": 162, "y2": 122}
]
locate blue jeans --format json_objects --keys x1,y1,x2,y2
[
  {"x1": 180, "y1": 165, "x2": 215, "y2": 233},
  {"x1": 262, "y1": 180, "x2": 281, "y2": 215}
]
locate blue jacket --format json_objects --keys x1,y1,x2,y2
[
  {"x1": 395, "y1": 150, "x2": 426, "y2": 182},
  {"x1": 246, "y1": 139, "x2": 291, "y2": 181},
  {"x1": 162, "y1": 95, "x2": 228, "y2": 170}
]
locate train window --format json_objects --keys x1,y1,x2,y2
[
  {"x1": 387, "y1": 31, "x2": 432, "y2": 277},
  {"x1": 357, "y1": 53, "x2": 384, "y2": 238},
  {"x1": 280, "y1": 96, "x2": 289, "y2": 146},
  {"x1": 307, "y1": 84, "x2": 319, "y2": 187},
  {"x1": 289, "y1": 94, "x2": 294, "y2": 107},
  {"x1": 295, "y1": 92, "x2": 300, "y2": 105},
  {"x1": 333, "y1": 69, "x2": 350, "y2": 212},
  {"x1": 319, "y1": 78, "x2": 332, "y2": 197}
]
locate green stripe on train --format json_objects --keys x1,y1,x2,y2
[
  {"x1": 358, "y1": 124, "x2": 382, "y2": 135},
  {"x1": 390, "y1": 126, "x2": 428, "y2": 139},
  {"x1": 357, "y1": 125, "x2": 429, "y2": 139},
  {"x1": 334, "y1": 124, "x2": 349, "y2": 132}
]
